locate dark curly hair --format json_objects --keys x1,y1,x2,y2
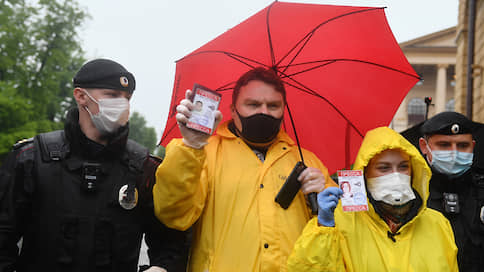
[{"x1": 232, "y1": 67, "x2": 286, "y2": 105}]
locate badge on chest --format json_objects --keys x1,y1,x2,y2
[
  {"x1": 480, "y1": 206, "x2": 484, "y2": 224},
  {"x1": 118, "y1": 184, "x2": 138, "y2": 210}
]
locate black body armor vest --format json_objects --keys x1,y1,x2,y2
[
  {"x1": 17, "y1": 130, "x2": 149, "y2": 272},
  {"x1": 427, "y1": 169, "x2": 484, "y2": 271}
]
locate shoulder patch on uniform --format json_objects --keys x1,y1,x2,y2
[
  {"x1": 13, "y1": 137, "x2": 34, "y2": 150},
  {"x1": 149, "y1": 154, "x2": 163, "y2": 163}
]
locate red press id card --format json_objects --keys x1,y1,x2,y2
[
  {"x1": 337, "y1": 170, "x2": 369, "y2": 212},
  {"x1": 186, "y1": 83, "x2": 221, "y2": 135}
]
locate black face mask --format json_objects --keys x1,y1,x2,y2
[{"x1": 236, "y1": 111, "x2": 283, "y2": 144}]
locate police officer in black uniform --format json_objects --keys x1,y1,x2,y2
[
  {"x1": 418, "y1": 111, "x2": 484, "y2": 271},
  {"x1": 0, "y1": 59, "x2": 188, "y2": 272}
]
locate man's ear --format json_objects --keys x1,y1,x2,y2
[
  {"x1": 418, "y1": 137, "x2": 429, "y2": 155},
  {"x1": 230, "y1": 104, "x2": 236, "y2": 120},
  {"x1": 73, "y1": 88, "x2": 87, "y2": 106},
  {"x1": 472, "y1": 140, "x2": 476, "y2": 150}
]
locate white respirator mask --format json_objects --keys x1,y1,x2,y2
[
  {"x1": 83, "y1": 90, "x2": 129, "y2": 135},
  {"x1": 366, "y1": 172, "x2": 416, "y2": 206}
]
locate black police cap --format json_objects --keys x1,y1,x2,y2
[
  {"x1": 421, "y1": 111, "x2": 474, "y2": 136},
  {"x1": 73, "y1": 59, "x2": 136, "y2": 93}
]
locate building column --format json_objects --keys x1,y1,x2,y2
[
  {"x1": 390, "y1": 95, "x2": 408, "y2": 132},
  {"x1": 434, "y1": 64, "x2": 448, "y2": 113}
]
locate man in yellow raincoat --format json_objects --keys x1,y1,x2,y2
[
  {"x1": 287, "y1": 127, "x2": 458, "y2": 271},
  {"x1": 153, "y1": 67, "x2": 334, "y2": 271}
]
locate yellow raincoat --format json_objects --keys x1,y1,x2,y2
[
  {"x1": 287, "y1": 127, "x2": 458, "y2": 272},
  {"x1": 153, "y1": 121, "x2": 333, "y2": 272}
]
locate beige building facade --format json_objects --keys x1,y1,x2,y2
[
  {"x1": 392, "y1": 27, "x2": 457, "y2": 132},
  {"x1": 455, "y1": 0, "x2": 484, "y2": 121},
  {"x1": 393, "y1": 0, "x2": 484, "y2": 130}
]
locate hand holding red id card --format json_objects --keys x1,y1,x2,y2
[
  {"x1": 186, "y1": 83, "x2": 221, "y2": 135},
  {"x1": 337, "y1": 170, "x2": 369, "y2": 212}
]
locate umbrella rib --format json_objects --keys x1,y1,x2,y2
[
  {"x1": 276, "y1": 7, "x2": 385, "y2": 69},
  {"x1": 281, "y1": 76, "x2": 364, "y2": 138},
  {"x1": 266, "y1": 1, "x2": 278, "y2": 67},
  {"x1": 215, "y1": 82, "x2": 235, "y2": 91},
  {"x1": 160, "y1": 122, "x2": 178, "y2": 143},
  {"x1": 177, "y1": 50, "x2": 268, "y2": 68},
  {"x1": 277, "y1": 63, "x2": 334, "y2": 98},
  {"x1": 278, "y1": 57, "x2": 421, "y2": 138},
  {"x1": 281, "y1": 59, "x2": 421, "y2": 80},
  {"x1": 279, "y1": 60, "x2": 335, "y2": 82},
  {"x1": 285, "y1": 102, "x2": 306, "y2": 163},
  {"x1": 177, "y1": 50, "x2": 275, "y2": 94},
  {"x1": 280, "y1": 32, "x2": 314, "y2": 75},
  {"x1": 214, "y1": 81, "x2": 240, "y2": 93}
]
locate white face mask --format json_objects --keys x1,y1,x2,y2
[
  {"x1": 83, "y1": 91, "x2": 129, "y2": 135},
  {"x1": 366, "y1": 172, "x2": 416, "y2": 206}
]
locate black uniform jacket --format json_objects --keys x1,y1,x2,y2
[
  {"x1": 427, "y1": 167, "x2": 484, "y2": 272},
  {"x1": 0, "y1": 108, "x2": 188, "y2": 272}
]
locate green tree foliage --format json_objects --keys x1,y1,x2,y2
[
  {"x1": 128, "y1": 111, "x2": 159, "y2": 154},
  {"x1": 0, "y1": 0, "x2": 88, "y2": 159}
]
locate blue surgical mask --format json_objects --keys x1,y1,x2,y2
[{"x1": 426, "y1": 144, "x2": 473, "y2": 176}]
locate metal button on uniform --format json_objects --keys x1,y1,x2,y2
[
  {"x1": 264, "y1": 243, "x2": 269, "y2": 248},
  {"x1": 260, "y1": 184, "x2": 264, "y2": 189}
]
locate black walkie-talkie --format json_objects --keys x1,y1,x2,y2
[
  {"x1": 275, "y1": 161, "x2": 318, "y2": 214},
  {"x1": 443, "y1": 193, "x2": 460, "y2": 214},
  {"x1": 81, "y1": 162, "x2": 102, "y2": 192}
]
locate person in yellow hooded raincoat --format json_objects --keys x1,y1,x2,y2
[
  {"x1": 153, "y1": 67, "x2": 335, "y2": 272},
  {"x1": 287, "y1": 127, "x2": 458, "y2": 271}
]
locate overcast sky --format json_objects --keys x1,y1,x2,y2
[{"x1": 78, "y1": 0, "x2": 458, "y2": 140}]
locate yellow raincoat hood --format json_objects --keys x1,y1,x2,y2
[
  {"x1": 287, "y1": 127, "x2": 458, "y2": 272},
  {"x1": 353, "y1": 126, "x2": 432, "y2": 207}
]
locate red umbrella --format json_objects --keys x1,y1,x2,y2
[{"x1": 160, "y1": 1, "x2": 419, "y2": 174}]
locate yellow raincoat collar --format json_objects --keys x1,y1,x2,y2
[{"x1": 353, "y1": 127, "x2": 432, "y2": 211}]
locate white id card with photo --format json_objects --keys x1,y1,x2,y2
[
  {"x1": 186, "y1": 83, "x2": 221, "y2": 135},
  {"x1": 337, "y1": 170, "x2": 368, "y2": 212}
]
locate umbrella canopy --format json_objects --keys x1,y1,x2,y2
[{"x1": 160, "y1": 1, "x2": 419, "y2": 174}]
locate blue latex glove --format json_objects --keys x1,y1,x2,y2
[{"x1": 317, "y1": 187, "x2": 343, "y2": 227}]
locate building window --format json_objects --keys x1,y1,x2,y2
[
  {"x1": 408, "y1": 98, "x2": 426, "y2": 126},
  {"x1": 445, "y1": 99, "x2": 455, "y2": 111}
]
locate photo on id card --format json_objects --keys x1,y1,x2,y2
[
  {"x1": 186, "y1": 83, "x2": 221, "y2": 135},
  {"x1": 337, "y1": 170, "x2": 368, "y2": 212}
]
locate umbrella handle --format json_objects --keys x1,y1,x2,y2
[{"x1": 308, "y1": 192, "x2": 318, "y2": 215}]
